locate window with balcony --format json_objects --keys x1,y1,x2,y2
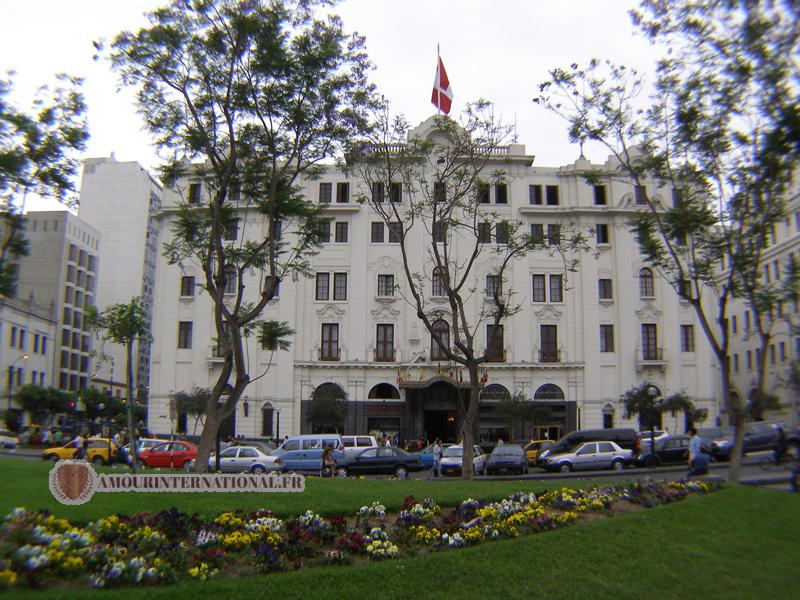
[
  {"x1": 600, "y1": 324, "x2": 615, "y2": 352},
  {"x1": 546, "y1": 185, "x2": 559, "y2": 205},
  {"x1": 377, "y1": 274, "x2": 395, "y2": 297},
  {"x1": 336, "y1": 182, "x2": 349, "y2": 203},
  {"x1": 181, "y1": 276, "x2": 195, "y2": 297},
  {"x1": 529, "y1": 184, "x2": 543, "y2": 205},
  {"x1": 178, "y1": 322, "x2": 193, "y2": 349},
  {"x1": 598, "y1": 278, "x2": 613, "y2": 300},
  {"x1": 495, "y1": 183, "x2": 508, "y2": 204},
  {"x1": 486, "y1": 324, "x2": 504, "y2": 362},
  {"x1": 540, "y1": 325, "x2": 558, "y2": 362},
  {"x1": 641, "y1": 324, "x2": 659, "y2": 360},
  {"x1": 431, "y1": 319, "x2": 450, "y2": 360},
  {"x1": 639, "y1": 267, "x2": 654, "y2": 298},
  {"x1": 375, "y1": 324, "x2": 394, "y2": 362},
  {"x1": 321, "y1": 323, "x2": 339, "y2": 360}
]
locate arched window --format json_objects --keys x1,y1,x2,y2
[
  {"x1": 533, "y1": 384, "x2": 565, "y2": 401},
  {"x1": 312, "y1": 382, "x2": 347, "y2": 401},
  {"x1": 432, "y1": 266, "x2": 446, "y2": 297},
  {"x1": 430, "y1": 319, "x2": 450, "y2": 360},
  {"x1": 602, "y1": 403, "x2": 615, "y2": 429},
  {"x1": 368, "y1": 383, "x2": 401, "y2": 400},
  {"x1": 480, "y1": 384, "x2": 511, "y2": 402},
  {"x1": 639, "y1": 267, "x2": 654, "y2": 298},
  {"x1": 261, "y1": 402, "x2": 274, "y2": 437}
]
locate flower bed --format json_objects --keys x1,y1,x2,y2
[{"x1": 0, "y1": 480, "x2": 719, "y2": 591}]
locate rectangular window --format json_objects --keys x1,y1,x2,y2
[
  {"x1": 315, "y1": 273, "x2": 330, "y2": 301},
  {"x1": 532, "y1": 274, "x2": 546, "y2": 302},
  {"x1": 478, "y1": 183, "x2": 490, "y2": 204},
  {"x1": 433, "y1": 221, "x2": 447, "y2": 243},
  {"x1": 635, "y1": 185, "x2": 647, "y2": 205},
  {"x1": 10, "y1": 326, "x2": 16, "y2": 348},
  {"x1": 530, "y1": 223, "x2": 544, "y2": 243},
  {"x1": 224, "y1": 219, "x2": 239, "y2": 241},
  {"x1": 69, "y1": 244, "x2": 78, "y2": 262},
  {"x1": 485, "y1": 275, "x2": 502, "y2": 298},
  {"x1": 478, "y1": 222, "x2": 491, "y2": 243},
  {"x1": 390, "y1": 182, "x2": 402, "y2": 203},
  {"x1": 18, "y1": 330, "x2": 25, "y2": 350},
  {"x1": 495, "y1": 183, "x2": 508, "y2": 204},
  {"x1": 774, "y1": 260, "x2": 780, "y2": 280},
  {"x1": 733, "y1": 354, "x2": 739, "y2": 372},
  {"x1": 732, "y1": 315, "x2": 737, "y2": 334},
  {"x1": 598, "y1": 278, "x2": 613, "y2": 300},
  {"x1": 746, "y1": 350, "x2": 752, "y2": 370},
  {"x1": 434, "y1": 181, "x2": 446, "y2": 203},
  {"x1": 188, "y1": 183, "x2": 201, "y2": 204},
  {"x1": 388, "y1": 222, "x2": 402, "y2": 243},
  {"x1": 600, "y1": 325, "x2": 615, "y2": 352},
  {"x1": 756, "y1": 348, "x2": 762, "y2": 366},
  {"x1": 371, "y1": 181, "x2": 385, "y2": 203},
  {"x1": 549, "y1": 274, "x2": 563, "y2": 303},
  {"x1": 178, "y1": 322, "x2": 193, "y2": 349},
  {"x1": 547, "y1": 224, "x2": 561, "y2": 245},
  {"x1": 540, "y1": 324, "x2": 558, "y2": 362},
  {"x1": 745, "y1": 310, "x2": 751, "y2": 330},
  {"x1": 529, "y1": 184, "x2": 543, "y2": 205},
  {"x1": 318, "y1": 220, "x2": 331, "y2": 243},
  {"x1": 333, "y1": 272, "x2": 348, "y2": 301},
  {"x1": 680, "y1": 325, "x2": 695, "y2": 352},
  {"x1": 486, "y1": 324, "x2": 504, "y2": 362},
  {"x1": 596, "y1": 224, "x2": 609, "y2": 244},
  {"x1": 377, "y1": 274, "x2": 394, "y2": 297},
  {"x1": 336, "y1": 182, "x2": 349, "y2": 203},
  {"x1": 376, "y1": 324, "x2": 394, "y2": 362},
  {"x1": 41, "y1": 338, "x2": 47, "y2": 356},
  {"x1": 769, "y1": 344, "x2": 776, "y2": 365},
  {"x1": 371, "y1": 222, "x2": 385, "y2": 243},
  {"x1": 335, "y1": 222, "x2": 349, "y2": 243},
  {"x1": 780, "y1": 341, "x2": 786, "y2": 362},
  {"x1": 321, "y1": 324, "x2": 339, "y2": 361},
  {"x1": 594, "y1": 185, "x2": 607, "y2": 205},
  {"x1": 180, "y1": 276, "x2": 195, "y2": 297},
  {"x1": 641, "y1": 324, "x2": 658, "y2": 360},
  {"x1": 546, "y1": 185, "x2": 559, "y2": 205},
  {"x1": 495, "y1": 222, "x2": 509, "y2": 244},
  {"x1": 319, "y1": 182, "x2": 332, "y2": 204}
]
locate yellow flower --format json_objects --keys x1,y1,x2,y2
[{"x1": 0, "y1": 569, "x2": 17, "y2": 587}]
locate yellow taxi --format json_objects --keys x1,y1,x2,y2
[
  {"x1": 523, "y1": 439, "x2": 554, "y2": 465},
  {"x1": 42, "y1": 437, "x2": 117, "y2": 465}
]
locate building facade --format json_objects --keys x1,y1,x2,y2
[
  {"x1": 147, "y1": 118, "x2": 718, "y2": 443},
  {"x1": 15, "y1": 211, "x2": 100, "y2": 395},
  {"x1": 78, "y1": 156, "x2": 162, "y2": 400}
]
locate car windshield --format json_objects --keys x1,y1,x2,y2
[
  {"x1": 491, "y1": 446, "x2": 522, "y2": 456},
  {"x1": 443, "y1": 446, "x2": 463, "y2": 458}
]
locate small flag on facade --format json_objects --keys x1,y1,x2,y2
[{"x1": 431, "y1": 51, "x2": 453, "y2": 115}]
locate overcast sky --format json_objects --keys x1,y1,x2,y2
[{"x1": 1, "y1": 0, "x2": 663, "y2": 212}]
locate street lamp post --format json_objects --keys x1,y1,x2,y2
[
  {"x1": 215, "y1": 398, "x2": 223, "y2": 472},
  {"x1": 275, "y1": 407, "x2": 281, "y2": 444},
  {"x1": 647, "y1": 386, "x2": 660, "y2": 459},
  {"x1": 6, "y1": 354, "x2": 29, "y2": 414}
]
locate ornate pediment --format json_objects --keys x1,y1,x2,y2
[
  {"x1": 635, "y1": 303, "x2": 662, "y2": 320},
  {"x1": 371, "y1": 304, "x2": 400, "y2": 320},
  {"x1": 316, "y1": 304, "x2": 346, "y2": 319},
  {"x1": 534, "y1": 305, "x2": 563, "y2": 323},
  {"x1": 368, "y1": 255, "x2": 403, "y2": 273}
]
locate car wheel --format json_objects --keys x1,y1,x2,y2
[
  {"x1": 47, "y1": 454, "x2": 59, "y2": 462},
  {"x1": 559, "y1": 463, "x2": 572, "y2": 473},
  {"x1": 251, "y1": 465, "x2": 266, "y2": 474},
  {"x1": 91, "y1": 455, "x2": 105, "y2": 466},
  {"x1": 645, "y1": 455, "x2": 659, "y2": 468},
  {"x1": 394, "y1": 465, "x2": 408, "y2": 479},
  {"x1": 337, "y1": 467, "x2": 348, "y2": 478},
  {"x1": 612, "y1": 460, "x2": 625, "y2": 471}
]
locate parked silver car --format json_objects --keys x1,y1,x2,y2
[
  {"x1": 208, "y1": 445, "x2": 280, "y2": 473},
  {"x1": 540, "y1": 440, "x2": 633, "y2": 473},
  {"x1": 440, "y1": 445, "x2": 487, "y2": 476}
]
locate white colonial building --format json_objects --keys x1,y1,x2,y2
[{"x1": 147, "y1": 118, "x2": 718, "y2": 443}]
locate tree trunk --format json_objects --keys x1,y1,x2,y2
[
  {"x1": 125, "y1": 341, "x2": 137, "y2": 474},
  {"x1": 194, "y1": 409, "x2": 218, "y2": 473},
  {"x1": 718, "y1": 354, "x2": 744, "y2": 483},
  {"x1": 460, "y1": 364, "x2": 481, "y2": 480}
]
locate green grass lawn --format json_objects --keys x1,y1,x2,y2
[
  {"x1": 0, "y1": 456, "x2": 617, "y2": 522},
  {"x1": 2, "y1": 456, "x2": 799, "y2": 599}
]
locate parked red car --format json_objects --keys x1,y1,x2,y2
[{"x1": 139, "y1": 441, "x2": 197, "y2": 470}]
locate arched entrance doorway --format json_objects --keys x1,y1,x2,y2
[{"x1": 401, "y1": 377, "x2": 468, "y2": 444}]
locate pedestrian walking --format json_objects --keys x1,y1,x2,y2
[
  {"x1": 687, "y1": 427, "x2": 708, "y2": 476},
  {"x1": 432, "y1": 438, "x2": 444, "y2": 478}
]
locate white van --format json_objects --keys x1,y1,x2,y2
[{"x1": 341, "y1": 435, "x2": 378, "y2": 458}]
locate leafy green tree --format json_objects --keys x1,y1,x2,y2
[
  {"x1": 308, "y1": 385, "x2": 348, "y2": 434},
  {"x1": 13, "y1": 385, "x2": 73, "y2": 424},
  {"x1": 170, "y1": 386, "x2": 210, "y2": 435},
  {"x1": 535, "y1": 1, "x2": 799, "y2": 482},
  {"x1": 348, "y1": 100, "x2": 588, "y2": 479},
  {"x1": 0, "y1": 73, "x2": 88, "y2": 297},
  {"x1": 87, "y1": 298, "x2": 151, "y2": 473},
  {"x1": 109, "y1": 0, "x2": 374, "y2": 471}
]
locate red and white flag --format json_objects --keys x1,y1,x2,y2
[{"x1": 431, "y1": 54, "x2": 453, "y2": 115}]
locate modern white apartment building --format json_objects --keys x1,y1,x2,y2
[
  {"x1": 78, "y1": 156, "x2": 162, "y2": 400},
  {"x1": 725, "y1": 183, "x2": 800, "y2": 427},
  {"x1": 147, "y1": 118, "x2": 718, "y2": 443},
  {"x1": 15, "y1": 211, "x2": 100, "y2": 394}
]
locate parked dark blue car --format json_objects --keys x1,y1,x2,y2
[{"x1": 486, "y1": 444, "x2": 528, "y2": 475}]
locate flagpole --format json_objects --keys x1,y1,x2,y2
[{"x1": 436, "y1": 43, "x2": 441, "y2": 115}]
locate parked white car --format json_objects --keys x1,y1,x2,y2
[
  {"x1": 0, "y1": 429, "x2": 19, "y2": 449},
  {"x1": 439, "y1": 445, "x2": 487, "y2": 476},
  {"x1": 208, "y1": 446, "x2": 280, "y2": 473},
  {"x1": 340, "y1": 435, "x2": 378, "y2": 458},
  {"x1": 540, "y1": 441, "x2": 633, "y2": 473}
]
